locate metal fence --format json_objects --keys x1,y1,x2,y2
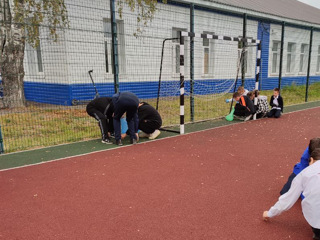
[{"x1": 1, "y1": 0, "x2": 320, "y2": 153}]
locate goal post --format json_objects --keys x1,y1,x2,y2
[{"x1": 179, "y1": 31, "x2": 262, "y2": 134}]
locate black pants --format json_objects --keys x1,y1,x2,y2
[
  {"x1": 112, "y1": 92, "x2": 139, "y2": 141},
  {"x1": 125, "y1": 116, "x2": 161, "y2": 135},
  {"x1": 139, "y1": 120, "x2": 161, "y2": 134},
  {"x1": 280, "y1": 172, "x2": 296, "y2": 195},
  {"x1": 312, "y1": 227, "x2": 320, "y2": 239},
  {"x1": 87, "y1": 108, "x2": 113, "y2": 140},
  {"x1": 267, "y1": 109, "x2": 281, "y2": 118},
  {"x1": 234, "y1": 104, "x2": 251, "y2": 117}
]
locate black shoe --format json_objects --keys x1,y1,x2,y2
[
  {"x1": 130, "y1": 139, "x2": 137, "y2": 145},
  {"x1": 101, "y1": 138, "x2": 112, "y2": 144},
  {"x1": 109, "y1": 132, "x2": 115, "y2": 138},
  {"x1": 115, "y1": 140, "x2": 123, "y2": 146}
]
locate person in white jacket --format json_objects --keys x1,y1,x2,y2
[{"x1": 263, "y1": 148, "x2": 320, "y2": 240}]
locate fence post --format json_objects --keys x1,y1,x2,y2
[
  {"x1": 0, "y1": 124, "x2": 4, "y2": 154},
  {"x1": 278, "y1": 21, "x2": 285, "y2": 90},
  {"x1": 190, "y1": 3, "x2": 195, "y2": 122},
  {"x1": 241, "y1": 13, "x2": 247, "y2": 87},
  {"x1": 110, "y1": 0, "x2": 120, "y2": 93},
  {"x1": 305, "y1": 27, "x2": 313, "y2": 102}
]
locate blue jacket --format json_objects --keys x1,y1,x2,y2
[{"x1": 293, "y1": 147, "x2": 310, "y2": 175}]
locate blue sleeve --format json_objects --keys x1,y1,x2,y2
[{"x1": 293, "y1": 147, "x2": 310, "y2": 175}]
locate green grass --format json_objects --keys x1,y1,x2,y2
[{"x1": 1, "y1": 82, "x2": 320, "y2": 153}]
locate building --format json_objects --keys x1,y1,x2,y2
[{"x1": 22, "y1": 0, "x2": 320, "y2": 105}]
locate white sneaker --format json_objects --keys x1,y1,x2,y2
[
  {"x1": 244, "y1": 115, "x2": 252, "y2": 121},
  {"x1": 138, "y1": 130, "x2": 150, "y2": 138},
  {"x1": 148, "y1": 130, "x2": 161, "y2": 140}
]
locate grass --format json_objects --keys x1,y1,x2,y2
[{"x1": 1, "y1": 82, "x2": 320, "y2": 153}]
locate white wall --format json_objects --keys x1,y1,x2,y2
[{"x1": 269, "y1": 24, "x2": 318, "y2": 77}]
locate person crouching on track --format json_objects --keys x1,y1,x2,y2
[
  {"x1": 86, "y1": 97, "x2": 114, "y2": 144},
  {"x1": 263, "y1": 148, "x2": 320, "y2": 240},
  {"x1": 233, "y1": 92, "x2": 255, "y2": 121},
  {"x1": 122, "y1": 102, "x2": 162, "y2": 140},
  {"x1": 137, "y1": 102, "x2": 162, "y2": 139},
  {"x1": 112, "y1": 91, "x2": 139, "y2": 146}
]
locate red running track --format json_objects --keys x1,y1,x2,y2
[{"x1": 1, "y1": 107, "x2": 320, "y2": 240}]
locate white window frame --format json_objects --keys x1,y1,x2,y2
[
  {"x1": 172, "y1": 28, "x2": 188, "y2": 78},
  {"x1": 242, "y1": 38, "x2": 254, "y2": 77},
  {"x1": 103, "y1": 18, "x2": 126, "y2": 75},
  {"x1": 25, "y1": 41, "x2": 44, "y2": 75},
  {"x1": 299, "y1": 43, "x2": 308, "y2": 74},
  {"x1": 271, "y1": 40, "x2": 280, "y2": 75},
  {"x1": 286, "y1": 42, "x2": 295, "y2": 74},
  {"x1": 202, "y1": 31, "x2": 215, "y2": 77}
]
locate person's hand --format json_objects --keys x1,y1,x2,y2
[
  {"x1": 121, "y1": 133, "x2": 127, "y2": 140},
  {"x1": 263, "y1": 211, "x2": 269, "y2": 221}
]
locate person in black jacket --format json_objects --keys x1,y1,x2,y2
[
  {"x1": 233, "y1": 92, "x2": 255, "y2": 121},
  {"x1": 112, "y1": 92, "x2": 139, "y2": 146},
  {"x1": 86, "y1": 97, "x2": 114, "y2": 144},
  {"x1": 267, "y1": 88, "x2": 284, "y2": 118},
  {"x1": 137, "y1": 102, "x2": 162, "y2": 139},
  {"x1": 122, "y1": 102, "x2": 162, "y2": 140}
]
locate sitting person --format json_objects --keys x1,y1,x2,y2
[
  {"x1": 263, "y1": 148, "x2": 320, "y2": 240},
  {"x1": 226, "y1": 86, "x2": 249, "y2": 103},
  {"x1": 232, "y1": 92, "x2": 255, "y2": 121},
  {"x1": 253, "y1": 90, "x2": 269, "y2": 119},
  {"x1": 280, "y1": 137, "x2": 320, "y2": 195},
  {"x1": 122, "y1": 102, "x2": 162, "y2": 140},
  {"x1": 267, "y1": 88, "x2": 283, "y2": 118},
  {"x1": 86, "y1": 97, "x2": 114, "y2": 144}
]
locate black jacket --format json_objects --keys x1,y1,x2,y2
[
  {"x1": 86, "y1": 97, "x2": 114, "y2": 117},
  {"x1": 234, "y1": 95, "x2": 255, "y2": 116},
  {"x1": 138, "y1": 102, "x2": 162, "y2": 126},
  {"x1": 269, "y1": 95, "x2": 284, "y2": 112}
]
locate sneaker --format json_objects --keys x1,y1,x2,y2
[
  {"x1": 109, "y1": 132, "x2": 115, "y2": 138},
  {"x1": 115, "y1": 140, "x2": 123, "y2": 146},
  {"x1": 234, "y1": 115, "x2": 245, "y2": 121},
  {"x1": 101, "y1": 138, "x2": 112, "y2": 144},
  {"x1": 149, "y1": 130, "x2": 161, "y2": 140},
  {"x1": 130, "y1": 139, "x2": 137, "y2": 145},
  {"x1": 244, "y1": 115, "x2": 252, "y2": 122},
  {"x1": 138, "y1": 130, "x2": 150, "y2": 138}
]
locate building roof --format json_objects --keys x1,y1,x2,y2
[{"x1": 210, "y1": 0, "x2": 320, "y2": 25}]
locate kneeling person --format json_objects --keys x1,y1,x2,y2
[
  {"x1": 138, "y1": 102, "x2": 162, "y2": 140},
  {"x1": 233, "y1": 92, "x2": 255, "y2": 121}
]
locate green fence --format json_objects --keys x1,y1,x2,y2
[{"x1": 1, "y1": 0, "x2": 320, "y2": 153}]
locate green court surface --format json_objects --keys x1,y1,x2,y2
[{"x1": 0, "y1": 100, "x2": 319, "y2": 170}]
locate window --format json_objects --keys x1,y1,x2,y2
[
  {"x1": 286, "y1": 43, "x2": 295, "y2": 73},
  {"x1": 36, "y1": 44, "x2": 43, "y2": 72},
  {"x1": 172, "y1": 28, "x2": 188, "y2": 76},
  {"x1": 317, "y1": 46, "x2": 320, "y2": 73},
  {"x1": 103, "y1": 19, "x2": 126, "y2": 74},
  {"x1": 271, "y1": 41, "x2": 280, "y2": 74},
  {"x1": 25, "y1": 25, "x2": 43, "y2": 74},
  {"x1": 203, "y1": 31, "x2": 214, "y2": 76},
  {"x1": 25, "y1": 41, "x2": 43, "y2": 74},
  {"x1": 299, "y1": 44, "x2": 308, "y2": 73}
]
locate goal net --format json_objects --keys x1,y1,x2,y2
[{"x1": 156, "y1": 31, "x2": 261, "y2": 133}]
